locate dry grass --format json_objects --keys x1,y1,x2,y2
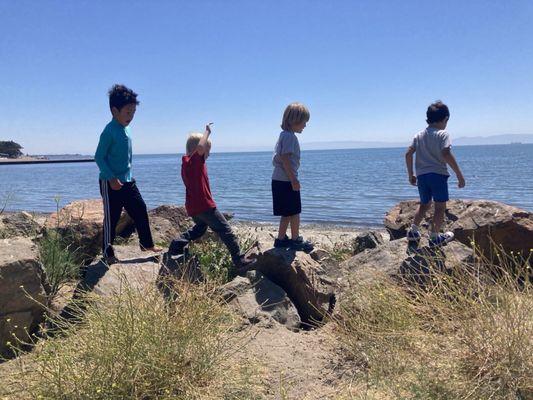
[
  {"x1": 334, "y1": 249, "x2": 533, "y2": 400},
  {"x1": 1, "y1": 279, "x2": 261, "y2": 399}
]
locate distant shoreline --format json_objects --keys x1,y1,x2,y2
[{"x1": 0, "y1": 157, "x2": 94, "y2": 165}]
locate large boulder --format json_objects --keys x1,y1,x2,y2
[
  {"x1": 74, "y1": 246, "x2": 203, "y2": 299},
  {"x1": 252, "y1": 249, "x2": 336, "y2": 325},
  {"x1": 45, "y1": 199, "x2": 132, "y2": 264},
  {"x1": 0, "y1": 211, "x2": 42, "y2": 239},
  {"x1": 384, "y1": 200, "x2": 533, "y2": 259},
  {"x1": 338, "y1": 238, "x2": 473, "y2": 291},
  {"x1": 118, "y1": 205, "x2": 193, "y2": 246},
  {"x1": 123, "y1": 205, "x2": 234, "y2": 246},
  {"x1": 218, "y1": 270, "x2": 301, "y2": 331},
  {"x1": 0, "y1": 237, "x2": 47, "y2": 357},
  {"x1": 147, "y1": 205, "x2": 192, "y2": 245}
]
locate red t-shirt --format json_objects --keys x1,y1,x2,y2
[{"x1": 181, "y1": 152, "x2": 217, "y2": 216}]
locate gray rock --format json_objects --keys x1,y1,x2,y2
[
  {"x1": 384, "y1": 199, "x2": 533, "y2": 261},
  {"x1": 81, "y1": 245, "x2": 162, "y2": 298},
  {"x1": 351, "y1": 231, "x2": 384, "y2": 254},
  {"x1": 0, "y1": 237, "x2": 47, "y2": 357},
  {"x1": 0, "y1": 212, "x2": 42, "y2": 238},
  {"x1": 219, "y1": 271, "x2": 301, "y2": 331},
  {"x1": 339, "y1": 238, "x2": 473, "y2": 291},
  {"x1": 252, "y1": 248, "x2": 336, "y2": 326}
]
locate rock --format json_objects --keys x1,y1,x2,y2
[
  {"x1": 218, "y1": 276, "x2": 251, "y2": 302},
  {"x1": 78, "y1": 245, "x2": 161, "y2": 297},
  {"x1": 125, "y1": 205, "x2": 234, "y2": 246},
  {"x1": 0, "y1": 212, "x2": 42, "y2": 239},
  {"x1": 156, "y1": 251, "x2": 204, "y2": 300},
  {"x1": 45, "y1": 199, "x2": 132, "y2": 264},
  {"x1": 218, "y1": 271, "x2": 301, "y2": 331},
  {"x1": 252, "y1": 249, "x2": 336, "y2": 325},
  {"x1": 384, "y1": 200, "x2": 533, "y2": 259},
  {"x1": 339, "y1": 238, "x2": 473, "y2": 290},
  {"x1": 0, "y1": 237, "x2": 47, "y2": 357},
  {"x1": 149, "y1": 205, "x2": 191, "y2": 227},
  {"x1": 351, "y1": 230, "x2": 384, "y2": 254},
  {"x1": 121, "y1": 205, "x2": 193, "y2": 246},
  {"x1": 309, "y1": 248, "x2": 330, "y2": 262},
  {"x1": 76, "y1": 246, "x2": 204, "y2": 299}
]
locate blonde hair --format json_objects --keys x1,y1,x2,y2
[
  {"x1": 281, "y1": 102, "x2": 310, "y2": 131},
  {"x1": 186, "y1": 133, "x2": 211, "y2": 155}
]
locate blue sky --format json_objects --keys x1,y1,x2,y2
[{"x1": 1, "y1": 0, "x2": 532, "y2": 154}]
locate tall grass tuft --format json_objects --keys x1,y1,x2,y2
[
  {"x1": 37, "y1": 197, "x2": 80, "y2": 297},
  {"x1": 335, "y1": 249, "x2": 533, "y2": 400},
  {"x1": 2, "y1": 279, "x2": 260, "y2": 399}
]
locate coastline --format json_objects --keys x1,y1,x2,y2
[
  {"x1": 0, "y1": 156, "x2": 45, "y2": 163},
  {"x1": 0, "y1": 157, "x2": 94, "y2": 165}
]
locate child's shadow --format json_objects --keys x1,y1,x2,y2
[{"x1": 397, "y1": 246, "x2": 449, "y2": 287}]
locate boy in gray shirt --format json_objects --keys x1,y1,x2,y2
[
  {"x1": 271, "y1": 102, "x2": 313, "y2": 252},
  {"x1": 405, "y1": 101, "x2": 466, "y2": 248}
]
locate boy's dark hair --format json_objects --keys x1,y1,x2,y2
[
  {"x1": 108, "y1": 84, "x2": 139, "y2": 111},
  {"x1": 426, "y1": 101, "x2": 450, "y2": 124}
]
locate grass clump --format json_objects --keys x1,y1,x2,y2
[
  {"x1": 38, "y1": 229, "x2": 80, "y2": 297},
  {"x1": 335, "y1": 251, "x2": 533, "y2": 400},
  {"x1": 189, "y1": 234, "x2": 257, "y2": 283},
  {"x1": 35, "y1": 196, "x2": 83, "y2": 298},
  {"x1": 2, "y1": 279, "x2": 259, "y2": 399}
]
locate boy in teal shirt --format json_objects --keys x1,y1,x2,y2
[{"x1": 95, "y1": 84, "x2": 161, "y2": 263}]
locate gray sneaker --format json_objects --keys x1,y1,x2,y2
[{"x1": 429, "y1": 232, "x2": 455, "y2": 247}]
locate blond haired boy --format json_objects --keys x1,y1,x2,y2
[
  {"x1": 168, "y1": 124, "x2": 254, "y2": 272},
  {"x1": 272, "y1": 103, "x2": 313, "y2": 252}
]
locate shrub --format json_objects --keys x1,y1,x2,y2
[
  {"x1": 38, "y1": 229, "x2": 80, "y2": 298},
  {"x1": 334, "y1": 250, "x2": 533, "y2": 399},
  {"x1": 188, "y1": 234, "x2": 257, "y2": 284},
  {"x1": 2, "y1": 279, "x2": 259, "y2": 399}
]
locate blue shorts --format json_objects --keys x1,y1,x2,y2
[{"x1": 417, "y1": 173, "x2": 449, "y2": 204}]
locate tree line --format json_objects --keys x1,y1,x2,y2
[{"x1": 0, "y1": 141, "x2": 23, "y2": 158}]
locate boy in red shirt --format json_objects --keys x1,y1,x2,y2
[{"x1": 168, "y1": 123, "x2": 254, "y2": 272}]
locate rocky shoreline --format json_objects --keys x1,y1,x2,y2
[{"x1": 1, "y1": 198, "x2": 532, "y2": 398}]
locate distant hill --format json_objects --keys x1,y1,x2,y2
[
  {"x1": 300, "y1": 140, "x2": 405, "y2": 150},
  {"x1": 301, "y1": 134, "x2": 533, "y2": 150},
  {"x1": 210, "y1": 134, "x2": 533, "y2": 153},
  {"x1": 453, "y1": 134, "x2": 533, "y2": 146}
]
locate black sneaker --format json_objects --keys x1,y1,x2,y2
[
  {"x1": 289, "y1": 236, "x2": 314, "y2": 253},
  {"x1": 169, "y1": 238, "x2": 189, "y2": 256},
  {"x1": 274, "y1": 235, "x2": 291, "y2": 248},
  {"x1": 103, "y1": 255, "x2": 119, "y2": 265},
  {"x1": 234, "y1": 255, "x2": 257, "y2": 276}
]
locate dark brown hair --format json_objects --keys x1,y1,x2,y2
[
  {"x1": 426, "y1": 101, "x2": 450, "y2": 124},
  {"x1": 108, "y1": 84, "x2": 139, "y2": 111}
]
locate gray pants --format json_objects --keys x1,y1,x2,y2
[{"x1": 179, "y1": 208, "x2": 241, "y2": 262}]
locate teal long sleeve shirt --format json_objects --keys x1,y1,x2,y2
[{"x1": 95, "y1": 119, "x2": 133, "y2": 182}]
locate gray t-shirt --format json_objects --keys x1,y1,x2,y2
[
  {"x1": 411, "y1": 128, "x2": 451, "y2": 176},
  {"x1": 272, "y1": 130, "x2": 300, "y2": 181}
]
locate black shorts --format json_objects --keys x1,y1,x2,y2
[{"x1": 272, "y1": 180, "x2": 301, "y2": 217}]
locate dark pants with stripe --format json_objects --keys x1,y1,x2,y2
[
  {"x1": 172, "y1": 208, "x2": 242, "y2": 263},
  {"x1": 99, "y1": 179, "x2": 154, "y2": 258}
]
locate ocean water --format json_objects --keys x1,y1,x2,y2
[{"x1": 1, "y1": 145, "x2": 532, "y2": 227}]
